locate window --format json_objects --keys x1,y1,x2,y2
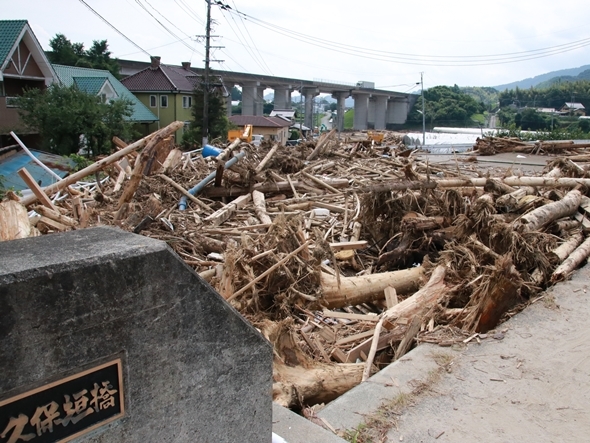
[
  {"x1": 150, "y1": 95, "x2": 157, "y2": 107},
  {"x1": 160, "y1": 95, "x2": 168, "y2": 108},
  {"x1": 5, "y1": 97, "x2": 18, "y2": 108},
  {"x1": 182, "y1": 96, "x2": 192, "y2": 108}
]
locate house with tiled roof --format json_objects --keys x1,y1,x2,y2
[
  {"x1": 0, "y1": 20, "x2": 56, "y2": 146},
  {"x1": 121, "y1": 57, "x2": 200, "y2": 142},
  {"x1": 229, "y1": 115, "x2": 292, "y2": 145},
  {"x1": 560, "y1": 102, "x2": 586, "y2": 116},
  {"x1": 52, "y1": 64, "x2": 158, "y2": 130}
]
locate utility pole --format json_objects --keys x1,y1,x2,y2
[
  {"x1": 202, "y1": 0, "x2": 212, "y2": 147},
  {"x1": 421, "y1": 72, "x2": 425, "y2": 146}
]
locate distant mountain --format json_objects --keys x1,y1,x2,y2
[
  {"x1": 536, "y1": 69, "x2": 590, "y2": 89},
  {"x1": 493, "y1": 65, "x2": 590, "y2": 91}
]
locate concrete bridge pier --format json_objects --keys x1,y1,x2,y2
[
  {"x1": 352, "y1": 92, "x2": 370, "y2": 130},
  {"x1": 273, "y1": 86, "x2": 292, "y2": 110},
  {"x1": 386, "y1": 97, "x2": 412, "y2": 127},
  {"x1": 241, "y1": 81, "x2": 259, "y2": 116},
  {"x1": 303, "y1": 87, "x2": 319, "y2": 130},
  {"x1": 374, "y1": 96, "x2": 389, "y2": 130},
  {"x1": 225, "y1": 82, "x2": 234, "y2": 117},
  {"x1": 256, "y1": 86, "x2": 265, "y2": 115},
  {"x1": 332, "y1": 92, "x2": 349, "y2": 132}
]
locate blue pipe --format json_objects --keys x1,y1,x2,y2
[{"x1": 178, "y1": 151, "x2": 246, "y2": 210}]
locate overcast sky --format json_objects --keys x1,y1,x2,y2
[{"x1": 5, "y1": 0, "x2": 590, "y2": 93}]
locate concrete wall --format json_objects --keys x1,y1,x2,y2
[{"x1": 0, "y1": 227, "x2": 272, "y2": 443}]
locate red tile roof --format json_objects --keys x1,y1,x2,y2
[
  {"x1": 229, "y1": 115, "x2": 293, "y2": 128},
  {"x1": 121, "y1": 64, "x2": 199, "y2": 93}
]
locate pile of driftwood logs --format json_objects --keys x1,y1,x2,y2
[
  {"x1": 474, "y1": 136, "x2": 590, "y2": 156},
  {"x1": 3, "y1": 121, "x2": 590, "y2": 410}
]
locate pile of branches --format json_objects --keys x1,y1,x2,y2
[{"x1": 4, "y1": 121, "x2": 590, "y2": 411}]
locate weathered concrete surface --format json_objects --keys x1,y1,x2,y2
[
  {"x1": 388, "y1": 264, "x2": 590, "y2": 443},
  {"x1": 272, "y1": 403, "x2": 346, "y2": 443},
  {"x1": 0, "y1": 226, "x2": 272, "y2": 443},
  {"x1": 317, "y1": 343, "x2": 442, "y2": 431},
  {"x1": 316, "y1": 263, "x2": 590, "y2": 443}
]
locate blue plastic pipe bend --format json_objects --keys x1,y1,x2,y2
[{"x1": 178, "y1": 151, "x2": 246, "y2": 210}]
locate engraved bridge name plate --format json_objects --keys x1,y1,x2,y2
[{"x1": 0, "y1": 359, "x2": 124, "y2": 443}]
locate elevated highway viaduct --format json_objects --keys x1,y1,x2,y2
[{"x1": 119, "y1": 59, "x2": 419, "y2": 132}]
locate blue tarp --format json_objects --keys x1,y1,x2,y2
[{"x1": 0, "y1": 149, "x2": 75, "y2": 192}]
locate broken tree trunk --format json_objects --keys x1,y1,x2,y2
[
  {"x1": 464, "y1": 257, "x2": 522, "y2": 333},
  {"x1": 307, "y1": 128, "x2": 336, "y2": 161},
  {"x1": 515, "y1": 189, "x2": 582, "y2": 232},
  {"x1": 200, "y1": 178, "x2": 350, "y2": 198},
  {"x1": 375, "y1": 265, "x2": 448, "y2": 323},
  {"x1": 254, "y1": 143, "x2": 279, "y2": 174},
  {"x1": 252, "y1": 190, "x2": 272, "y2": 225},
  {"x1": 494, "y1": 186, "x2": 536, "y2": 211},
  {"x1": 117, "y1": 128, "x2": 181, "y2": 210},
  {"x1": 551, "y1": 231, "x2": 584, "y2": 264},
  {"x1": 551, "y1": 236, "x2": 590, "y2": 282},
  {"x1": 265, "y1": 319, "x2": 364, "y2": 408},
  {"x1": 321, "y1": 266, "x2": 425, "y2": 309},
  {"x1": 0, "y1": 200, "x2": 32, "y2": 241},
  {"x1": 361, "y1": 266, "x2": 448, "y2": 380},
  {"x1": 19, "y1": 121, "x2": 184, "y2": 207},
  {"x1": 358, "y1": 177, "x2": 590, "y2": 195}
]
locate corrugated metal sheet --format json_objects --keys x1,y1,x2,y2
[{"x1": 0, "y1": 149, "x2": 75, "y2": 192}]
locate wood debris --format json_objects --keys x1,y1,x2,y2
[{"x1": 4, "y1": 121, "x2": 590, "y2": 410}]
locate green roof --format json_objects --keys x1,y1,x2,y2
[
  {"x1": 52, "y1": 64, "x2": 158, "y2": 123},
  {"x1": 0, "y1": 20, "x2": 27, "y2": 68},
  {"x1": 73, "y1": 76, "x2": 109, "y2": 95}
]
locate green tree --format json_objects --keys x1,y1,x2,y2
[
  {"x1": 263, "y1": 101, "x2": 274, "y2": 115},
  {"x1": 47, "y1": 34, "x2": 120, "y2": 78},
  {"x1": 14, "y1": 85, "x2": 133, "y2": 156},
  {"x1": 579, "y1": 118, "x2": 590, "y2": 133},
  {"x1": 407, "y1": 85, "x2": 484, "y2": 127},
  {"x1": 183, "y1": 82, "x2": 230, "y2": 148},
  {"x1": 230, "y1": 86, "x2": 242, "y2": 100}
]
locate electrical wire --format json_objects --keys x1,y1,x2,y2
[
  {"x1": 134, "y1": 0, "x2": 204, "y2": 56},
  {"x1": 175, "y1": 0, "x2": 205, "y2": 25},
  {"x1": 77, "y1": 0, "x2": 151, "y2": 57},
  {"x1": 216, "y1": 8, "x2": 272, "y2": 75},
  {"x1": 230, "y1": 0, "x2": 273, "y2": 75},
  {"x1": 221, "y1": 6, "x2": 590, "y2": 66}
]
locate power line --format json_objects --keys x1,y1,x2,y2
[
  {"x1": 134, "y1": 0, "x2": 204, "y2": 56},
  {"x1": 217, "y1": 7, "x2": 272, "y2": 75},
  {"x1": 230, "y1": 0, "x2": 273, "y2": 75},
  {"x1": 77, "y1": 0, "x2": 151, "y2": 57},
  {"x1": 221, "y1": 6, "x2": 590, "y2": 66}
]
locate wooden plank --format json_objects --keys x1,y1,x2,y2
[
  {"x1": 330, "y1": 347, "x2": 348, "y2": 363},
  {"x1": 32, "y1": 205, "x2": 77, "y2": 227},
  {"x1": 384, "y1": 286, "x2": 399, "y2": 309},
  {"x1": 334, "y1": 329, "x2": 376, "y2": 346},
  {"x1": 345, "y1": 329, "x2": 403, "y2": 363},
  {"x1": 322, "y1": 309, "x2": 379, "y2": 322},
  {"x1": 37, "y1": 216, "x2": 68, "y2": 232},
  {"x1": 312, "y1": 201, "x2": 346, "y2": 213},
  {"x1": 17, "y1": 167, "x2": 57, "y2": 210},
  {"x1": 204, "y1": 194, "x2": 251, "y2": 226},
  {"x1": 329, "y1": 240, "x2": 368, "y2": 252},
  {"x1": 0, "y1": 200, "x2": 31, "y2": 241}
]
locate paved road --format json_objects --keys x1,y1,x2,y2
[
  {"x1": 321, "y1": 111, "x2": 332, "y2": 130},
  {"x1": 389, "y1": 264, "x2": 590, "y2": 443}
]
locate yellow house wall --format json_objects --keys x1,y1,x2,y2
[{"x1": 135, "y1": 92, "x2": 194, "y2": 142}]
